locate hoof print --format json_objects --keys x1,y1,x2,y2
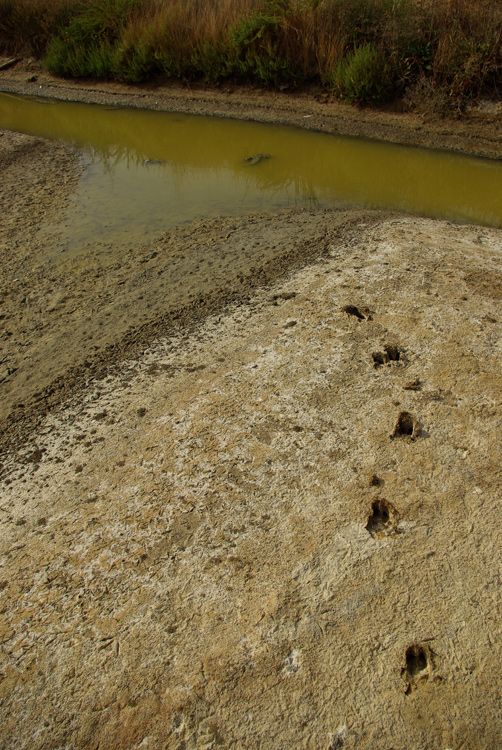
[
  {"x1": 343, "y1": 305, "x2": 371, "y2": 321},
  {"x1": 403, "y1": 378, "x2": 421, "y2": 391},
  {"x1": 372, "y1": 343, "x2": 400, "y2": 368},
  {"x1": 390, "y1": 411, "x2": 421, "y2": 441},
  {"x1": 372, "y1": 351, "x2": 386, "y2": 367},
  {"x1": 402, "y1": 643, "x2": 433, "y2": 694},
  {"x1": 366, "y1": 498, "x2": 398, "y2": 538},
  {"x1": 384, "y1": 343, "x2": 400, "y2": 361},
  {"x1": 368, "y1": 473, "x2": 381, "y2": 487}
]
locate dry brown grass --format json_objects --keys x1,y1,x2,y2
[{"x1": 1, "y1": 0, "x2": 501, "y2": 107}]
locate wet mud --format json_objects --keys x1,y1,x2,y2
[{"x1": 0, "y1": 127, "x2": 388, "y2": 451}]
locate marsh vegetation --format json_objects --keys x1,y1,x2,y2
[{"x1": 1, "y1": 0, "x2": 501, "y2": 111}]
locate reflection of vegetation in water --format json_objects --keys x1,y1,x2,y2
[
  {"x1": 1, "y1": 0, "x2": 502, "y2": 110},
  {"x1": 86, "y1": 142, "x2": 149, "y2": 174},
  {"x1": 239, "y1": 168, "x2": 320, "y2": 211},
  {"x1": 83, "y1": 144, "x2": 129, "y2": 174}
]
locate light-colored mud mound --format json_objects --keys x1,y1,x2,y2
[{"x1": 1, "y1": 216, "x2": 501, "y2": 749}]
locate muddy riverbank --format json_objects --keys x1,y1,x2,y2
[
  {"x1": 2, "y1": 58, "x2": 502, "y2": 159},
  {"x1": 0, "y1": 124, "x2": 391, "y2": 451},
  {"x1": 1, "y1": 66, "x2": 502, "y2": 452},
  {"x1": 1, "y1": 66, "x2": 502, "y2": 750}
]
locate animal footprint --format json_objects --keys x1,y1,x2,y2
[
  {"x1": 402, "y1": 644, "x2": 433, "y2": 694},
  {"x1": 372, "y1": 343, "x2": 400, "y2": 368},
  {"x1": 366, "y1": 498, "x2": 399, "y2": 538},
  {"x1": 342, "y1": 305, "x2": 372, "y2": 321},
  {"x1": 390, "y1": 411, "x2": 421, "y2": 441}
]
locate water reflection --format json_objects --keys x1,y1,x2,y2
[{"x1": 1, "y1": 91, "x2": 502, "y2": 252}]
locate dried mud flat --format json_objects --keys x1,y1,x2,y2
[{"x1": 1, "y1": 79, "x2": 502, "y2": 750}]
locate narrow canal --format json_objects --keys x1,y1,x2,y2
[{"x1": 2, "y1": 91, "x2": 502, "y2": 256}]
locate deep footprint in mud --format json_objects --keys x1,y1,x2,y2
[
  {"x1": 402, "y1": 643, "x2": 433, "y2": 694},
  {"x1": 390, "y1": 411, "x2": 421, "y2": 441},
  {"x1": 366, "y1": 498, "x2": 399, "y2": 538},
  {"x1": 372, "y1": 343, "x2": 401, "y2": 368}
]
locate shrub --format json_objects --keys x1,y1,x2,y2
[
  {"x1": 0, "y1": 0, "x2": 72, "y2": 56},
  {"x1": 230, "y1": 6, "x2": 296, "y2": 85},
  {"x1": 331, "y1": 0, "x2": 384, "y2": 46},
  {"x1": 330, "y1": 43, "x2": 394, "y2": 104},
  {"x1": 0, "y1": 0, "x2": 499, "y2": 106},
  {"x1": 402, "y1": 75, "x2": 453, "y2": 116},
  {"x1": 44, "y1": 0, "x2": 140, "y2": 78},
  {"x1": 433, "y1": 32, "x2": 502, "y2": 103}
]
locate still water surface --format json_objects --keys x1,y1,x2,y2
[{"x1": 1, "y1": 92, "x2": 502, "y2": 252}]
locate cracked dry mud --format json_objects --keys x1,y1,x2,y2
[{"x1": 0, "y1": 109, "x2": 502, "y2": 748}]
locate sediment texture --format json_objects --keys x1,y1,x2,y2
[{"x1": 1, "y1": 207, "x2": 501, "y2": 748}]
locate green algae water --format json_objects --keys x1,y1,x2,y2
[{"x1": 1, "y1": 92, "x2": 502, "y2": 253}]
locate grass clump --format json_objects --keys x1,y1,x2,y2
[
  {"x1": 230, "y1": 7, "x2": 291, "y2": 86},
  {"x1": 44, "y1": 0, "x2": 139, "y2": 78},
  {"x1": 330, "y1": 43, "x2": 393, "y2": 104},
  {"x1": 228, "y1": 0, "x2": 320, "y2": 87}
]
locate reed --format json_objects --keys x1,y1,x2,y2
[
  {"x1": 0, "y1": 0, "x2": 73, "y2": 56},
  {"x1": 0, "y1": 0, "x2": 501, "y2": 109}
]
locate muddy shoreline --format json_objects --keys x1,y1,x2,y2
[
  {"x1": 2, "y1": 59, "x2": 502, "y2": 159},
  {"x1": 1, "y1": 63, "x2": 502, "y2": 455},
  {"x1": 0, "y1": 117, "x2": 391, "y2": 454}
]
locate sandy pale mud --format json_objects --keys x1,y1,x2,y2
[
  {"x1": 0, "y1": 129, "x2": 393, "y2": 453},
  {"x1": 1, "y1": 202, "x2": 502, "y2": 747},
  {"x1": 0, "y1": 98, "x2": 502, "y2": 748}
]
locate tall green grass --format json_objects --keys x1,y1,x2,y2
[{"x1": 1, "y1": 0, "x2": 501, "y2": 110}]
